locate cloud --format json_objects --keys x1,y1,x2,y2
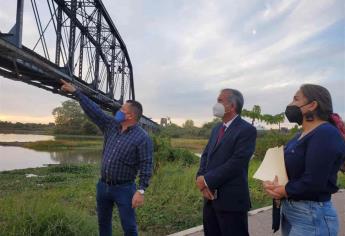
[
  {"x1": 0, "y1": 78, "x2": 66, "y2": 123},
  {"x1": 0, "y1": 114, "x2": 54, "y2": 123},
  {"x1": 0, "y1": 0, "x2": 344, "y2": 127}
]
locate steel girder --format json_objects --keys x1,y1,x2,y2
[
  {"x1": 52, "y1": 0, "x2": 135, "y2": 101},
  {"x1": 0, "y1": 0, "x2": 158, "y2": 131}
]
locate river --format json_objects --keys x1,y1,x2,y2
[{"x1": 0, "y1": 134, "x2": 101, "y2": 172}]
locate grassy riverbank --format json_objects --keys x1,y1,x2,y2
[
  {"x1": 1, "y1": 135, "x2": 345, "y2": 235},
  {"x1": 1, "y1": 161, "x2": 344, "y2": 236},
  {"x1": 0, "y1": 140, "x2": 103, "y2": 151},
  {"x1": 23, "y1": 139, "x2": 103, "y2": 151},
  {"x1": 1, "y1": 135, "x2": 205, "y2": 153},
  {"x1": 5, "y1": 136, "x2": 205, "y2": 153},
  {"x1": 0, "y1": 135, "x2": 104, "y2": 151},
  {"x1": 171, "y1": 138, "x2": 207, "y2": 153},
  {"x1": 0, "y1": 161, "x2": 259, "y2": 235}
]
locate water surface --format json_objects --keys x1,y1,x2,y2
[
  {"x1": 0, "y1": 133, "x2": 54, "y2": 142},
  {"x1": 0, "y1": 133, "x2": 101, "y2": 172}
]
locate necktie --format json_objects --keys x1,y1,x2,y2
[{"x1": 216, "y1": 125, "x2": 226, "y2": 145}]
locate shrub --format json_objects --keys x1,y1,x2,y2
[
  {"x1": 151, "y1": 135, "x2": 199, "y2": 172},
  {"x1": 170, "y1": 148, "x2": 199, "y2": 166},
  {"x1": 254, "y1": 130, "x2": 296, "y2": 160},
  {"x1": 0, "y1": 198, "x2": 97, "y2": 236}
]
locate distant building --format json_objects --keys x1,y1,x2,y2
[
  {"x1": 255, "y1": 125, "x2": 266, "y2": 130},
  {"x1": 160, "y1": 117, "x2": 171, "y2": 127}
]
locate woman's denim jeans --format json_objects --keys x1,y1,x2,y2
[
  {"x1": 281, "y1": 199, "x2": 339, "y2": 236},
  {"x1": 96, "y1": 180, "x2": 137, "y2": 236}
]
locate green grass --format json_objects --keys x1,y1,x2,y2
[
  {"x1": 171, "y1": 138, "x2": 208, "y2": 153},
  {"x1": 1, "y1": 160, "x2": 344, "y2": 236},
  {"x1": 1, "y1": 135, "x2": 344, "y2": 235},
  {"x1": 23, "y1": 139, "x2": 103, "y2": 151},
  {"x1": 0, "y1": 163, "x2": 203, "y2": 236},
  {"x1": 54, "y1": 134, "x2": 103, "y2": 140},
  {"x1": 338, "y1": 172, "x2": 345, "y2": 188},
  {"x1": 136, "y1": 164, "x2": 202, "y2": 235},
  {"x1": 0, "y1": 165, "x2": 99, "y2": 236},
  {"x1": 248, "y1": 159, "x2": 272, "y2": 208}
]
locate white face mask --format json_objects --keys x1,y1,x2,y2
[{"x1": 213, "y1": 103, "x2": 225, "y2": 118}]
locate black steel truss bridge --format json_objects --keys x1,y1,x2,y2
[{"x1": 0, "y1": 0, "x2": 158, "y2": 131}]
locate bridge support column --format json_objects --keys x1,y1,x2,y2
[
  {"x1": 3, "y1": 0, "x2": 24, "y2": 48},
  {"x1": 55, "y1": 7, "x2": 62, "y2": 66},
  {"x1": 93, "y1": 9, "x2": 102, "y2": 90},
  {"x1": 78, "y1": 34, "x2": 84, "y2": 79},
  {"x1": 68, "y1": 0, "x2": 77, "y2": 75},
  {"x1": 108, "y1": 37, "x2": 116, "y2": 99},
  {"x1": 120, "y1": 55, "x2": 125, "y2": 104},
  {"x1": 14, "y1": 0, "x2": 24, "y2": 48}
]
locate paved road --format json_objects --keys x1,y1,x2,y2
[{"x1": 170, "y1": 190, "x2": 345, "y2": 236}]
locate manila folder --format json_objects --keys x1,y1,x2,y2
[{"x1": 253, "y1": 146, "x2": 288, "y2": 185}]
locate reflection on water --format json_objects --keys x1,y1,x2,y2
[
  {"x1": 0, "y1": 146, "x2": 58, "y2": 171},
  {"x1": 0, "y1": 133, "x2": 54, "y2": 142},
  {"x1": 50, "y1": 149, "x2": 101, "y2": 164},
  {"x1": 0, "y1": 146, "x2": 101, "y2": 172}
]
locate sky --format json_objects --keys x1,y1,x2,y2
[{"x1": 0, "y1": 0, "x2": 344, "y2": 127}]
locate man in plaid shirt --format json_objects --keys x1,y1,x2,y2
[{"x1": 61, "y1": 80, "x2": 153, "y2": 236}]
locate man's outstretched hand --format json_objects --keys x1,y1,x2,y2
[{"x1": 60, "y1": 79, "x2": 76, "y2": 93}]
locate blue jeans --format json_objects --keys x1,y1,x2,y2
[
  {"x1": 281, "y1": 199, "x2": 339, "y2": 236},
  {"x1": 96, "y1": 180, "x2": 137, "y2": 236}
]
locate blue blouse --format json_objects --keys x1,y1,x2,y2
[{"x1": 284, "y1": 123, "x2": 345, "y2": 201}]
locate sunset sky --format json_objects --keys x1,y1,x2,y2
[{"x1": 0, "y1": 0, "x2": 344, "y2": 127}]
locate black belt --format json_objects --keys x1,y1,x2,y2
[{"x1": 100, "y1": 178, "x2": 132, "y2": 186}]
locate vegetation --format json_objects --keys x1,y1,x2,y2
[
  {"x1": 0, "y1": 121, "x2": 55, "y2": 134},
  {"x1": 171, "y1": 138, "x2": 208, "y2": 153},
  {"x1": 242, "y1": 105, "x2": 262, "y2": 125},
  {"x1": 52, "y1": 100, "x2": 102, "y2": 135},
  {"x1": 0, "y1": 162, "x2": 202, "y2": 236},
  {"x1": 254, "y1": 130, "x2": 296, "y2": 160},
  {"x1": 169, "y1": 129, "x2": 296, "y2": 160},
  {"x1": 1, "y1": 99, "x2": 343, "y2": 235},
  {"x1": 160, "y1": 118, "x2": 221, "y2": 139},
  {"x1": 1, "y1": 132, "x2": 345, "y2": 235},
  {"x1": 1, "y1": 154, "x2": 344, "y2": 235},
  {"x1": 160, "y1": 105, "x2": 285, "y2": 139},
  {"x1": 242, "y1": 105, "x2": 285, "y2": 128},
  {"x1": 0, "y1": 137, "x2": 202, "y2": 236},
  {"x1": 1, "y1": 100, "x2": 286, "y2": 139},
  {"x1": 23, "y1": 139, "x2": 103, "y2": 151}
]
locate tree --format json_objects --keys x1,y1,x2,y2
[
  {"x1": 82, "y1": 121, "x2": 100, "y2": 134},
  {"x1": 199, "y1": 118, "x2": 221, "y2": 138},
  {"x1": 160, "y1": 123, "x2": 184, "y2": 138},
  {"x1": 182, "y1": 119, "x2": 199, "y2": 137},
  {"x1": 260, "y1": 112, "x2": 285, "y2": 130},
  {"x1": 182, "y1": 120, "x2": 195, "y2": 129},
  {"x1": 273, "y1": 113, "x2": 285, "y2": 130},
  {"x1": 52, "y1": 100, "x2": 100, "y2": 135},
  {"x1": 261, "y1": 114, "x2": 275, "y2": 125},
  {"x1": 242, "y1": 105, "x2": 262, "y2": 125}
]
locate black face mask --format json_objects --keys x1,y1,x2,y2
[{"x1": 285, "y1": 103, "x2": 311, "y2": 125}]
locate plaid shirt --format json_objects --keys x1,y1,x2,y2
[{"x1": 74, "y1": 90, "x2": 153, "y2": 190}]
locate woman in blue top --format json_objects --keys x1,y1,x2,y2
[{"x1": 263, "y1": 84, "x2": 345, "y2": 236}]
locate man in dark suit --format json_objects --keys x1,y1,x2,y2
[{"x1": 196, "y1": 88, "x2": 256, "y2": 236}]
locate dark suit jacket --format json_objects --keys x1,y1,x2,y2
[{"x1": 197, "y1": 116, "x2": 257, "y2": 212}]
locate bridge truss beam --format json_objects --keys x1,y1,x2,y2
[{"x1": 0, "y1": 0, "x2": 158, "y2": 131}]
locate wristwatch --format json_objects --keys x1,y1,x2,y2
[{"x1": 137, "y1": 189, "x2": 145, "y2": 195}]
